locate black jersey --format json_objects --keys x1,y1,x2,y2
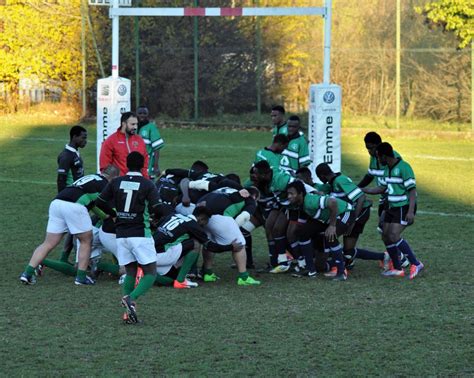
[
  {"x1": 57, "y1": 145, "x2": 84, "y2": 193},
  {"x1": 55, "y1": 174, "x2": 108, "y2": 210},
  {"x1": 97, "y1": 172, "x2": 160, "y2": 238},
  {"x1": 153, "y1": 213, "x2": 233, "y2": 254},
  {"x1": 197, "y1": 187, "x2": 256, "y2": 217}
]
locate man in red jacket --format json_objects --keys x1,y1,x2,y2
[{"x1": 99, "y1": 112, "x2": 149, "y2": 178}]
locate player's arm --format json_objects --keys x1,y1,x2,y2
[
  {"x1": 406, "y1": 188, "x2": 417, "y2": 225},
  {"x1": 324, "y1": 197, "x2": 338, "y2": 242},
  {"x1": 57, "y1": 153, "x2": 73, "y2": 193},
  {"x1": 179, "y1": 178, "x2": 192, "y2": 206},
  {"x1": 357, "y1": 174, "x2": 374, "y2": 188},
  {"x1": 403, "y1": 165, "x2": 417, "y2": 225},
  {"x1": 362, "y1": 185, "x2": 385, "y2": 195},
  {"x1": 96, "y1": 183, "x2": 117, "y2": 218}
]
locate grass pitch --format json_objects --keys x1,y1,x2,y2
[{"x1": 1, "y1": 117, "x2": 473, "y2": 376}]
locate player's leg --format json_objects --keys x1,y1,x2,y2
[
  {"x1": 390, "y1": 206, "x2": 423, "y2": 279},
  {"x1": 265, "y1": 209, "x2": 279, "y2": 267},
  {"x1": 173, "y1": 240, "x2": 199, "y2": 288},
  {"x1": 381, "y1": 209, "x2": 404, "y2": 276},
  {"x1": 269, "y1": 210, "x2": 290, "y2": 273},
  {"x1": 20, "y1": 232, "x2": 64, "y2": 284},
  {"x1": 59, "y1": 232, "x2": 74, "y2": 264},
  {"x1": 74, "y1": 230, "x2": 94, "y2": 285}
]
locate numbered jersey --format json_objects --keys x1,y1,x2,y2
[
  {"x1": 98, "y1": 172, "x2": 160, "y2": 238},
  {"x1": 153, "y1": 213, "x2": 209, "y2": 252},
  {"x1": 380, "y1": 159, "x2": 416, "y2": 208},
  {"x1": 254, "y1": 148, "x2": 283, "y2": 172},
  {"x1": 280, "y1": 133, "x2": 311, "y2": 173},
  {"x1": 55, "y1": 174, "x2": 108, "y2": 209}
]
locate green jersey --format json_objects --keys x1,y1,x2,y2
[
  {"x1": 138, "y1": 121, "x2": 165, "y2": 175},
  {"x1": 303, "y1": 193, "x2": 353, "y2": 223},
  {"x1": 368, "y1": 150, "x2": 401, "y2": 186},
  {"x1": 380, "y1": 159, "x2": 416, "y2": 208},
  {"x1": 270, "y1": 170, "x2": 294, "y2": 205},
  {"x1": 254, "y1": 148, "x2": 283, "y2": 172},
  {"x1": 280, "y1": 133, "x2": 311, "y2": 173},
  {"x1": 272, "y1": 122, "x2": 288, "y2": 137},
  {"x1": 329, "y1": 173, "x2": 371, "y2": 208}
]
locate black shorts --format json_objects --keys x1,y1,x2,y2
[
  {"x1": 286, "y1": 208, "x2": 309, "y2": 223},
  {"x1": 335, "y1": 211, "x2": 356, "y2": 236},
  {"x1": 346, "y1": 206, "x2": 371, "y2": 237},
  {"x1": 384, "y1": 204, "x2": 417, "y2": 226}
]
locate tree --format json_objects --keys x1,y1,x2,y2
[{"x1": 415, "y1": 0, "x2": 474, "y2": 49}]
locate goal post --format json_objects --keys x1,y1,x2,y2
[{"x1": 91, "y1": 0, "x2": 341, "y2": 179}]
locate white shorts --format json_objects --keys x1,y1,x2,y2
[
  {"x1": 116, "y1": 237, "x2": 157, "y2": 266},
  {"x1": 175, "y1": 203, "x2": 196, "y2": 216},
  {"x1": 75, "y1": 226, "x2": 102, "y2": 263},
  {"x1": 46, "y1": 199, "x2": 92, "y2": 235},
  {"x1": 204, "y1": 215, "x2": 245, "y2": 246},
  {"x1": 98, "y1": 228, "x2": 118, "y2": 258},
  {"x1": 155, "y1": 243, "x2": 183, "y2": 275}
]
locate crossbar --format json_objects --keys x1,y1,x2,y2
[{"x1": 110, "y1": 7, "x2": 326, "y2": 17}]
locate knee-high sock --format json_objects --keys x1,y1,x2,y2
[
  {"x1": 396, "y1": 239, "x2": 419, "y2": 265},
  {"x1": 267, "y1": 240, "x2": 276, "y2": 266},
  {"x1": 385, "y1": 243, "x2": 401, "y2": 270},
  {"x1": 354, "y1": 248, "x2": 385, "y2": 261},
  {"x1": 97, "y1": 261, "x2": 120, "y2": 275},
  {"x1": 177, "y1": 251, "x2": 199, "y2": 282},
  {"x1": 241, "y1": 228, "x2": 254, "y2": 266},
  {"x1": 123, "y1": 275, "x2": 136, "y2": 296},
  {"x1": 329, "y1": 244, "x2": 345, "y2": 275},
  {"x1": 299, "y1": 239, "x2": 315, "y2": 272},
  {"x1": 155, "y1": 274, "x2": 174, "y2": 286},
  {"x1": 42, "y1": 258, "x2": 76, "y2": 276},
  {"x1": 274, "y1": 236, "x2": 288, "y2": 265},
  {"x1": 130, "y1": 274, "x2": 156, "y2": 301}
]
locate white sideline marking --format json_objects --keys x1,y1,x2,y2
[
  {"x1": 1, "y1": 176, "x2": 472, "y2": 219},
  {"x1": 7, "y1": 136, "x2": 474, "y2": 161}
]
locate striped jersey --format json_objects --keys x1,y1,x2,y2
[
  {"x1": 280, "y1": 133, "x2": 311, "y2": 173},
  {"x1": 303, "y1": 193, "x2": 353, "y2": 223},
  {"x1": 380, "y1": 159, "x2": 416, "y2": 208},
  {"x1": 57, "y1": 144, "x2": 84, "y2": 192},
  {"x1": 328, "y1": 173, "x2": 371, "y2": 208}
]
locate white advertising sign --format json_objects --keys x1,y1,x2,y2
[
  {"x1": 96, "y1": 76, "x2": 131, "y2": 172},
  {"x1": 308, "y1": 83, "x2": 342, "y2": 182}
]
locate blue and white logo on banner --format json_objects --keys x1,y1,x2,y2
[
  {"x1": 117, "y1": 84, "x2": 127, "y2": 96},
  {"x1": 323, "y1": 91, "x2": 335, "y2": 104}
]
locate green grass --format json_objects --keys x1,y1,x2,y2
[{"x1": 1, "y1": 116, "x2": 473, "y2": 376}]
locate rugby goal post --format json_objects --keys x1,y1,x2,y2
[{"x1": 91, "y1": 0, "x2": 341, "y2": 179}]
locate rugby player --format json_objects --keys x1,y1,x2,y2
[
  {"x1": 20, "y1": 165, "x2": 120, "y2": 286},
  {"x1": 280, "y1": 115, "x2": 311, "y2": 174},
  {"x1": 96, "y1": 152, "x2": 162, "y2": 324},
  {"x1": 254, "y1": 134, "x2": 289, "y2": 171},
  {"x1": 315, "y1": 163, "x2": 388, "y2": 270},
  {"x1": 287, "y1": 180, "x2": 354, "y2": 281},
  {"x1": 271, "y1": 105, "x2": 288, "y2": 136},
  {"x1": 363, "y1": 143, "x2": 424, "y2": 279},
  {"x1": 56, "y1": 125, "x2": 88, "y2": 264},
  {"x1": 136, "y1": 106, "x2": 165, "y2": 179}
]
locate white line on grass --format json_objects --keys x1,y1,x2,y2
[
  {"x1": 8, "y1": 136, "x2": 473, "y2": 161},
  {"x1": 1, "y1": 176, "x2": 472, "y2": 218}
]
